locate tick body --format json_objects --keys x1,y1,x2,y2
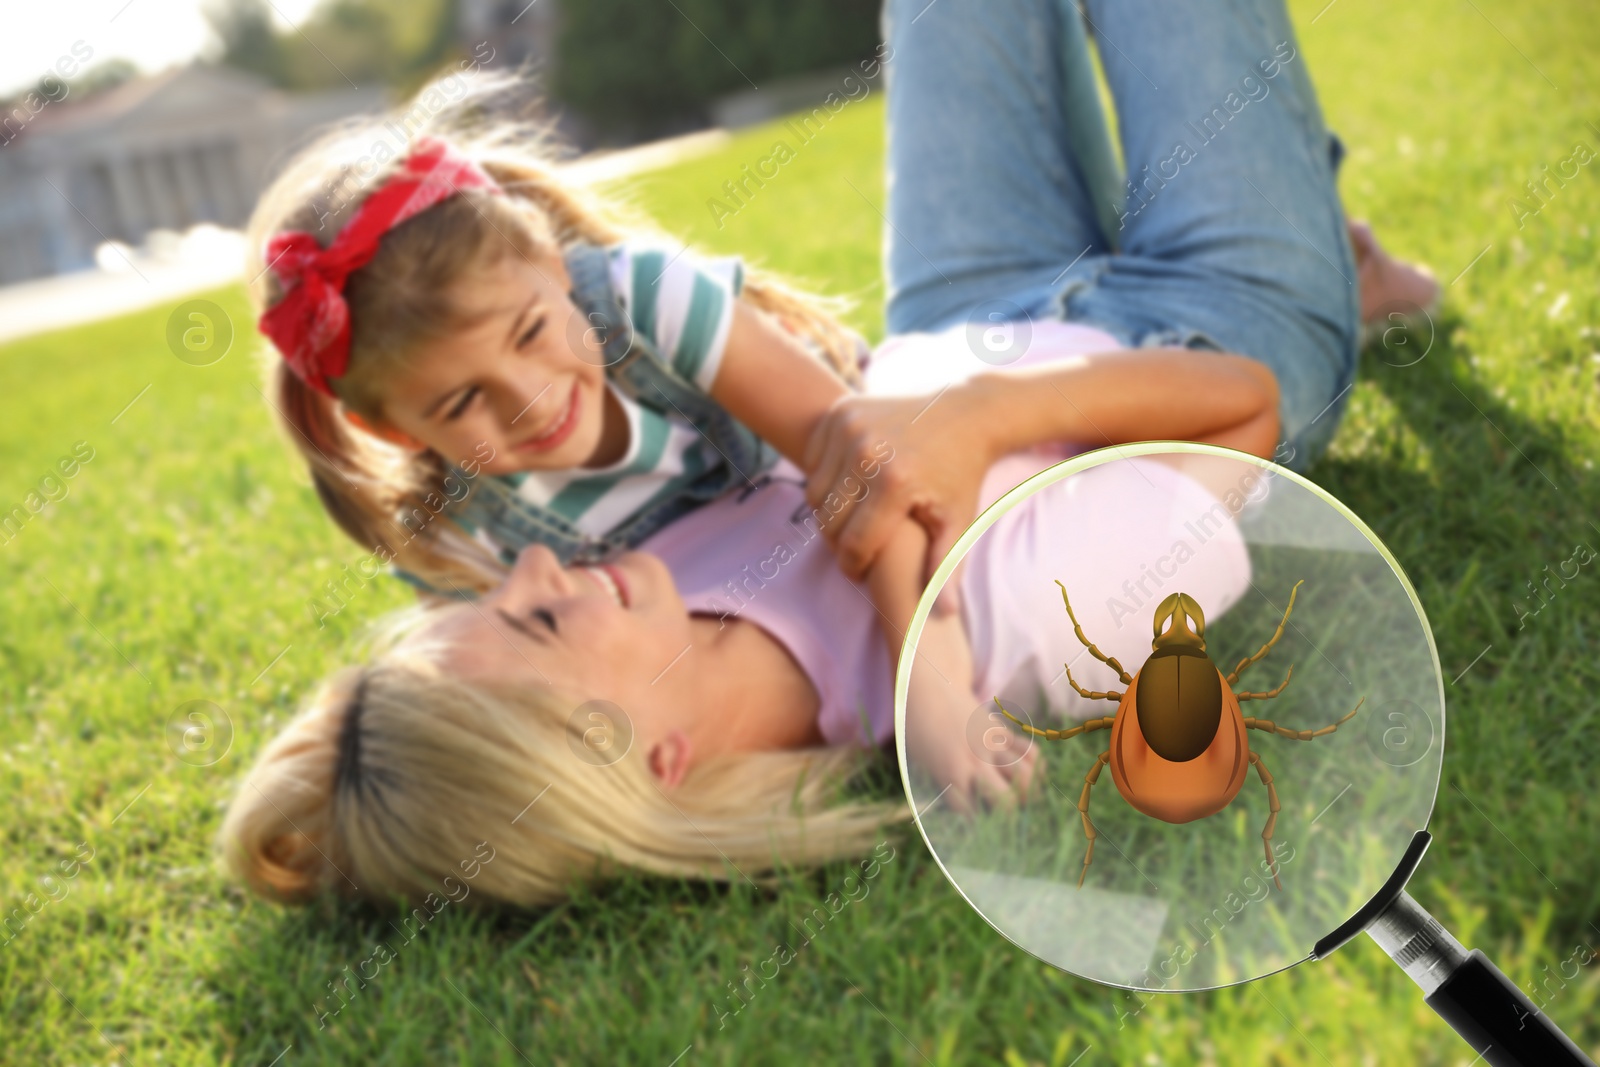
[
  {"x1": 996, "y1": 579, "x2": 1362, "y2": 889},
  {"x1": 1111, "y1": 665, "x2": 1250, "y2": 825}
]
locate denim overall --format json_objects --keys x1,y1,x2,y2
[{"x1": 399, "y1": 242, "x2": 779, "y2": 594}]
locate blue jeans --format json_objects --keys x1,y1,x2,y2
[{"x1": 881, "y1": 0, "x2": 1360, "y2": 469}]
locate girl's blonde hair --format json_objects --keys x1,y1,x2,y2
[
  {"x1": 218, "y1": 617, "x2": 907, "y2": 909},
  {"x1": 246, "y1": 74, "x2": 865, "y2": 596}
]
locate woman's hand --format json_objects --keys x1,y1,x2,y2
[
  {"x1": 803, "y1": 384, "x2": 996, "y2": 585},
  {"x1": 906, "y1": 682, "x2": 1042, "y2": 815},
  {"x1": 889, "y1": 573, "x2": 1039, "y2": 814}
]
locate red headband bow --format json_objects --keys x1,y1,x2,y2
[{"x1": 258, "y1": 137, "x2": 502, "y2": 397}]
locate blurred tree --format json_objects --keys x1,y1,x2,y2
[
  {"x1": 204, "y1": 0, "x2": 460, "y2": 95},
  {"x1": 64, "y1": 58, "x2": 142, "y2": 100},
  {"x1": 203, "y1": 0, "x2": 290, "y2": 84},
  {"x1": 554, "y1": 0, "x2": 882, "y2": 137},
  {"x1": 0, "y1": 58, "x2": 141, "y2": 133}
]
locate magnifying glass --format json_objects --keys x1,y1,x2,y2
[{"x1": 895, "y1": 443, "x2": 1593, "y2": 1066}]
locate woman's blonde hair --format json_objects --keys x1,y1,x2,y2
[
  {"x1": 246, "y1": 74, "x2": 865, "y2": 596},
  {"x1": 218, "y1": 617, "x2": 907, "y2": 909}
]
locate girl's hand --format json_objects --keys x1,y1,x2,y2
[{"x1": 803, "y1": 385, "x2": 995, "y2": 586}]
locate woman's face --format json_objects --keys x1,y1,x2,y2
[
  {"x1": 415, "y1": 545, "x2": 693, "y2": 717},
  {"x1": 410, "y1": 544, "x2": 825, "y2": 783}
]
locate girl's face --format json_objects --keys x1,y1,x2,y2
[{"x1": 365, "y1": 249, "x2": 625, "y2": 476}]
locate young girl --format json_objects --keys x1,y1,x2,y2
[
  {"x1": 249, "y1": 111, "x2": 873, "y2": 600},
  {"x1": 246, "y1": 75, "x2": 1279, "y2": 703}
]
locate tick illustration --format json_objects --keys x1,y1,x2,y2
[{"x1": 996, "y1": 579, "x2": 1362, "y2": 889}]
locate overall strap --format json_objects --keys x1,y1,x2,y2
[
  {"x1": 562, "y1": 241, "x2": 721, "y2": 422},
  {"x1": 562, "y1": 240, "x2": 777, "y2": 483}
]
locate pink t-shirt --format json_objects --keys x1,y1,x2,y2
[
  {"x1": 639, "y1": 322, "x2": 1257, "y2": 747},
  {"x1": 642, "y1": 461, "x2": 894, "y2": 746}
]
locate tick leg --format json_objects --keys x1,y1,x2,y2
[
  {"x1": 1248, "y1": 750, "x2": 1284, "y2": 891},
  {"x1": 1064, "y1": 663, "x2": 1123, "y2": 703},
  {"x1": 1225, "y1": 579, "x2": 1305, "y2": 686},
  {"x1": 1057, "y1": 580, "x2": 1132, "y2": 686},
  {"x1": 1077, "y1": 749, "x2": 1112, "y2": 888},
  {"x1": 993, "y1": 698, "x2": 1116, "y2": 741},
  {"x1": 1244, "y1": 696, "x2": 1364, "y2": 740},
  {"x1": 1236, "y1": 663, "x2": 1295, "y2": 702}
]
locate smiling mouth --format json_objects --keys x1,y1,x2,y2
[
  {"x1": 577, "y1": 563, "x2": 629, "y2": 608},
  {"x1": 515, "y1": 382, "x2": 581, "y2": 454}
]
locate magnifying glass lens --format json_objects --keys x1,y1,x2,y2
[{"x1": 898, "y1": 446, "x2": 1445, "y2": 992}]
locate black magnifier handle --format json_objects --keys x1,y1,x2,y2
[{"x1": 1366, "y1": 890, "x2": 1596, "y2": 1067}]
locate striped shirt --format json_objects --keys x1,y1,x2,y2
[{"x1": 477, "y1": 242, "x2": 748, "y2": 556}]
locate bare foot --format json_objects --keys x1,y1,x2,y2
[{"x1": 1349, "y1": 219, "x2": 1440, "y2": 325}]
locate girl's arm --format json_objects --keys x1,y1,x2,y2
[
  {"x1": 806, "y1": 347, "x2": 1281, "y2": 580},
  {"x1": 705, "y1": 299, "x2": 854, "y2": 467}
]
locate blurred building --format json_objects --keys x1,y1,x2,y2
[{"x1": 0, "y1": 65, "x2": 379, "y2": 284}]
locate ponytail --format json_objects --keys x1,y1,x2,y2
[{"x1": 219, "y1": 635, "x2": 907, "y2": 909}]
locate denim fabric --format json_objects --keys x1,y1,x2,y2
[{"x1": 881, "y1": 0, "x2": 1360, "y2": 468}]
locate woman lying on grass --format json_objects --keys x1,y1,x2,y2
[
  {"x1": 221, "y1": 0, "x2": 1435, "y2": 910},
  {"x1": 220, "y1": 322, "x2": 1267, "y2": 910}
]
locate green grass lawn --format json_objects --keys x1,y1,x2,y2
[{"x1": 3, "y1": 0, "x2": 1598, "y2": 1062}]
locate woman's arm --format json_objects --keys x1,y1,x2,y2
[
  {"x1": 867, "y1": 517, "x2": 1036, "y2": 811},
  {"x1": 963, "y1": 348, "x2": 1280, "y2": 460},
  {"x1": 806, "y1": 347, "x2": 1281, "y2": 580}
]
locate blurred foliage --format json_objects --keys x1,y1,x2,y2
[
  {"x1": 553, "y1": 0, "x2": 882, "y2": 137},
  {"x1": 203, "y1": 0, "x2": 460, "y2": 96},
  {"x1": 202, "y1": 0, "x2": 882, "y2": 137},
  {"x1": 0, "y1": 58, "x2": 140, "y2": 129},
  {"x1": 63, "y1": 58, "x2": 142, "y2": 100}
]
